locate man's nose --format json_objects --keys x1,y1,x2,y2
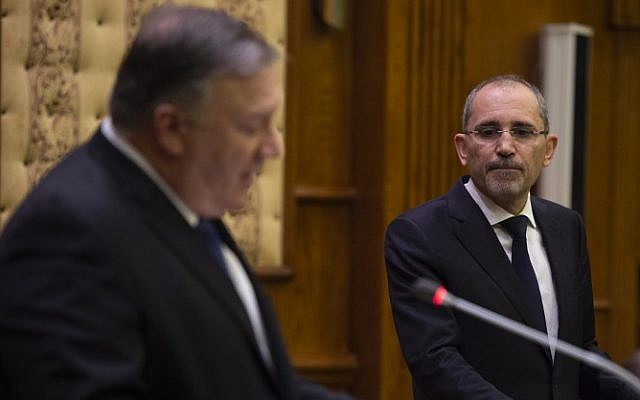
[
  {"x1": 262, "y1": 124, "x2": 284, "y2": 158},
  {"x1": 495, "y1": 131, "x2": 516, "y2": 156}
]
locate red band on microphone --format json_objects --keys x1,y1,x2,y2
[{"x1": 433, "y1": 286, "x2": 447, "y2": 306}]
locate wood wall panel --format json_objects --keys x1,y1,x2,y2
[
  {"x1": 351, "y1": 0, "x2": 388, "y2": 398},
  {"x1": 281, "y1": 202, "x2": 352, "y2": 353},
  {"x1": 463, "y1": 1, "x2": 550, "y2": 86},
  {"x1": 407, "y1": 0, "x2": 465, "y2": 205},
  {"x1": 287, "y1": 1, "x2": 351, "y2": 187},
  {"x1": 383, "y1": 2, "x2": 464, "y2": 398},
  {"x1": 280, "y1": 201, "x2": 357, "y2": 387},
  {"x1": 567, "y1": 1, "x2": 618, "y2": 351},
  {"x1": 352, "y1": 1, "x2": 465, "y2": 399},
  {"x1": 276, "y1": 0, "x2": 357, "y2": 391},
  {"x1": 608, "y1": 31, "x2": 640, "y2": 360}
]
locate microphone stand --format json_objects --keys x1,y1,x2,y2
[{"x1": 413, "y1": 278, "x2": 640, "y2": 396}]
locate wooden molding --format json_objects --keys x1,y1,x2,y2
[
  {"x1": 293, "y1": 353, "x2": 359, "y2": 389},
  {"x1": 594, "y1": 298, "x2": 612, "y2": 312},
  {"x1": 294, "y1": 185, "x2": 357, "y2": 202},
  {"x1": 254, "y1": 265, "x2": 294, "y2": 282}
]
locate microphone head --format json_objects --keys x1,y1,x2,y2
[{"x1": 412, "y1": 278, "x2": 448, "y2": 306}]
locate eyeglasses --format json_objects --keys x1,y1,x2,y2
[{"x1": 463, "y1": 126, "x2": 548, "y2": 143}]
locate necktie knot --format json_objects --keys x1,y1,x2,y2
[
  {"x1": 500, "y1": 215, "x2": 529, "y2": 239},
  {"x1": 196, "y1": 219, "x2": 228, "y2": 273},
  {"x1": 196, "y1": 219, "x2": 221, "y2": 243}
]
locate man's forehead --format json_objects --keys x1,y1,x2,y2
[
  {"x1": 470, "y1": 83, "x2": 540, "y2": 121},
  {"x1": 476, "y1": 80, "x2": 533, "y2": 99}
]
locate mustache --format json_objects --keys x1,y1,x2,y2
[{"x1": 487, "y1": 160, "x2": 524, "y2": 171}]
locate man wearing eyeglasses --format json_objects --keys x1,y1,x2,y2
[{"x1": 385, "y1": 75, "x2": 636, "y2": 399}]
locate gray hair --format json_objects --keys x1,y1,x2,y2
[
  {"x1": 461, "y1": 74, "x2": 549, "y2": 132},
  {"x1": 109, "y1": 5, "x2": 278, "y2": 132}
]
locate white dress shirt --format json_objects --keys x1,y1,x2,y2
[{"x1": 465, "y1": 178, "x2": 558, "y2": 358}]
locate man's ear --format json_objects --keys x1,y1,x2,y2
[
  {"x1": 543, "y1": 133, "x2": 558, "y2": 167},
  {"x1": 152, "y1": 103, "x2": 187, "y2": 156},
  {"x1": 454, "y1": 133, "x2": 469, "y2": 166}
]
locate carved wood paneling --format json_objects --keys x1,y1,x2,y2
[
  {"x1": 608, "y1": 32, "x2": 640, "y2": 360},
  {"x1": 352, "y1": 1, "x2": 465, "y2": 398},
  {"x1": 280, "y1": 0, "x2": 357, "y2": 390},
  {"x1": 287, "y1": 2, "x2": 351, "y2": 187},
  {"x1": 293, "y1": 184, "x2": 356, "y2": 202},
  {"x1": 378, "y1": 2, "x2": 465, "y2": 398},
  {"x1": 406, "y1": 0, "x2": 465, "y2": 206},
  {"x1": 351, "y1": 0, "x2": 388, "y2": 396}
]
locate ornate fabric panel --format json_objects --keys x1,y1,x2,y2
[{"x1": 26, "y1": 0, "x2": 81, "y2": 188}]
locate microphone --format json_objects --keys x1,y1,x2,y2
[{"x1": 412, "y1": 278, "x2": 640, "y2": 396}]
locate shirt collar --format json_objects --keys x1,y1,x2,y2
[
  {"x1": 464, "y1": 177, "x2": 537, "y2": 228},
  {"x1": 101, "y1": 117, "x2": 199, "y2": 227}
]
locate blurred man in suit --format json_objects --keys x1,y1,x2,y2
[
  {"x1": 0, "y1": 5, "x2": 351, "y2": 399},
  {"x1": 385, "y1": 75, "x2": 637, "y2": 399}
]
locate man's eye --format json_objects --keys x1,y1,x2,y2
[
  {"x1": 512, "y1": 127, "x2": 534, "y2": 137},
  {"x1": 240, "y1": 124, "x2": 260, "y2": 135},
  {"x1": 477, "y1": 128, "x2": 499, "y2": 137}
]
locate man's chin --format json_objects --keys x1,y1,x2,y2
[
  {"x1": 486, "y1": 176, "x2": 523, "y2": 194},
  {"x1": 224, "y1": 194, "x2": 252, "y2": 215}
]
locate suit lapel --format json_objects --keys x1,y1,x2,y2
[
  {"x1": 532, "y1": 199, "x2": 572, "y2": 344},
  {"x1": 144, "y1": 211, "x2": 256, "y2": 337},
  {"x1": 448, "y1": 179, "x2": 552, "y2": 362},
  {"x1": 153, "y1": 213, "x2": 287, "y2": 392},
  {"x1": 214, "y1": 220, "x2": 291, "y2": 396},
  {"x1": 86, "y1": 130, "x2": 266, "y2": 364}
]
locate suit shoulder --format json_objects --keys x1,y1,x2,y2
[
  {"x1": 396, "y1": 193, "x2": 449, "y2": 221},
  {"x1": 531, "y1": 197, "x2": 587, "y2": 242},
  {"x1": 387, "y1": 193, "x2": 451, "y2": 238},
  {"x1": 3, "y1": 145, "x2": 123, "y2": 237},
  {"x1": 532, "y1": 196, "x2": 583, "y2": 222}
]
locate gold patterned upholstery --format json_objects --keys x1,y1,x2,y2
[{"x1": 0, "y1": 0, "x2": 285, "y2": 268}]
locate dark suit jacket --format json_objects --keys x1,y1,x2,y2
[
  {"x1": 0, "y1": 130, "x2": 350, "y2": 400},
  {"x1": 385, "y1": 176, "x2": 632, "y2": 400}
]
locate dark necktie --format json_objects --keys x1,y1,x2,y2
[
  {"x1": 196, "y1": 219, "x2": 228, "y2": 274},
  {"x1": 501, "y1": 215, "x2": 547, "y2": 333}
]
